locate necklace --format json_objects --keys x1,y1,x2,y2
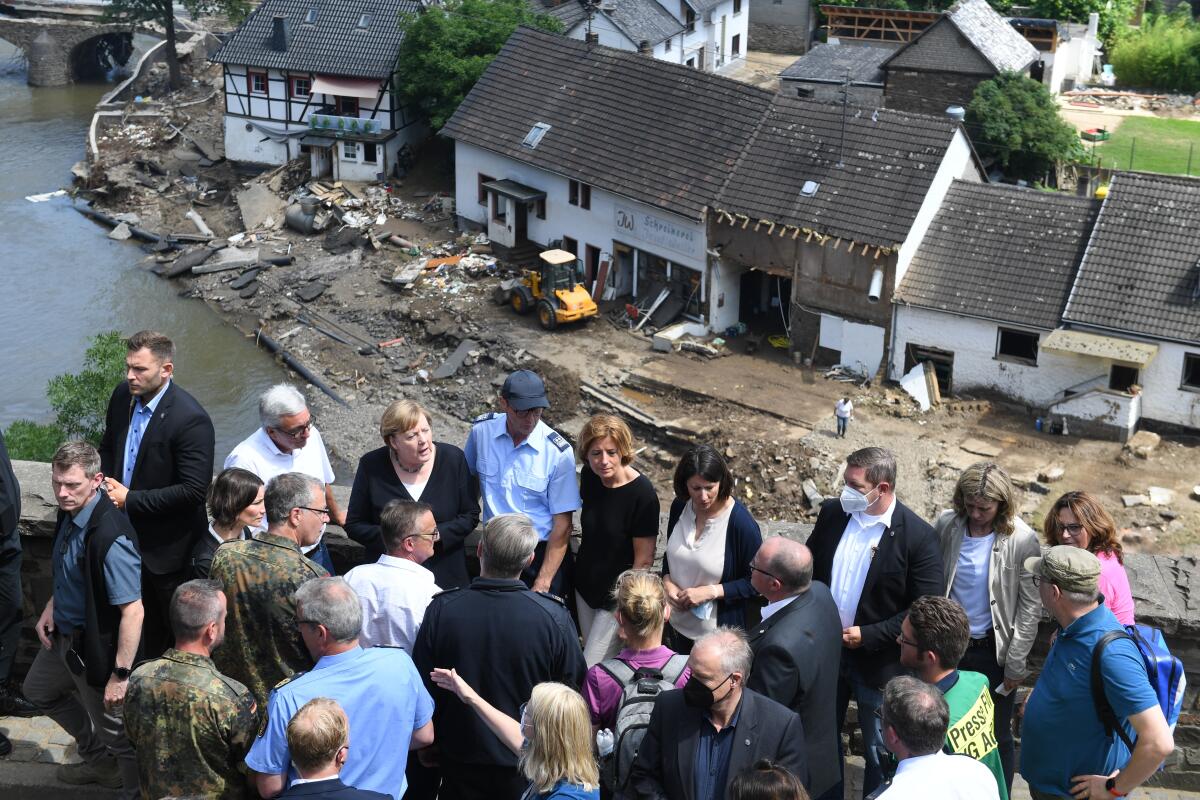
[{"x1": 391, "y1": 449, "x2": 425, "y2": 475}]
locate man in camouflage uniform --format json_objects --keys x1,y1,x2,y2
[
  {"x1": 210, "y1": 472, "x2": 329, "y2": 707},
  {"x1": 126, "y1": 579, "x2": 259, "y2": 800}
]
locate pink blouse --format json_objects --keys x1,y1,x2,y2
[{"x1": 1097, "y1": 550, "x2": 1136, "y2": 625}]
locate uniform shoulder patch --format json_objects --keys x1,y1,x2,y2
[
  {"x1": 547, "y1": 431, "x2": 570, "y2": 451},
  {"x1": 371, "y1": 644, "x2": 406, "y2": 649},
  {"x1": 533, "y1": 590, "x2": 567, "y2": 606},
  {"x1": 472, "y1": 412, "x2": 498, "y2": 424},
  {"x1": 272, "y1": 671, "x2": 306, "y2": 691}
]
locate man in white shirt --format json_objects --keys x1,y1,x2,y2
[
  {"x1": 225, "y1": 384, "x2": 343, "y2": 573},
  {"x1": 878, "y1": 676, "x2": 998, "y2": 800},
  {"x1": 344, "y1": 500, "x2": 440, "y2": 651},
  {"x1": 835, "y1": 398, "x2": 853, "y2": 438}
]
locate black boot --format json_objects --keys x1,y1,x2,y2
[
  {"x1": 0, "y1": 679, "x2": 39, "y2": 718},
  {"x1": 0, "y1": 730, "x2": 11, "y2": 757}
]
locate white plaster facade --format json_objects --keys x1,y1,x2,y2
[
  {"x1": 221, "y1": 64, "x2": 426, "y2": 180},
  {"x1": 562, "y1": 0, "x2": 747, "y2": 71}
]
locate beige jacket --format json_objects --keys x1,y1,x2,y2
[{"x1": 935, "y1": 509, "x2": 1042, "y2": 681}]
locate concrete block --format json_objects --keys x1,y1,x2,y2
[
  {"x1": 236, "y1": 183, "x2": 285, "y2": 231},
  {"x1": 1125, "y1": 429, "x2": 1162, "y2": 458},
  {"x1": 1123, "y1": 494, "x2": 1149, "y2": 507},
  {"x1": 1149, "y1": 486, "x2": 1176, "y2": 507}
]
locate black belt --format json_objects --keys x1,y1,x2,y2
[{"x1": 967, "y1": 632, "x2": 994, "y2": 648}]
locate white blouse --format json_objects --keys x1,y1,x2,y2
[{"x1": 665, "y1": 499, "x2": 733, "y2": 640}]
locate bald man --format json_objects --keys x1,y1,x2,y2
[{"x1": 747, "y1": 537, "x2": 844, "y2": 798}]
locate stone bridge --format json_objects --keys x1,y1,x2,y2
[{"x1": 0, "y1": 1, "x2": 153, "y2": 85}]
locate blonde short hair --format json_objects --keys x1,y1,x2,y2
[
  {"x1": 520, "y1": 683, "x2": 599, "y2": 793},
  {"x1": 380, "y1": 399, "x2": 431, "y2": 443},
  {"x1": 286, "y1": 697, "x2": 347, "y2": 773},
  {"x1": 577, "y1": 414, "x2": 635, "y2": 465},
  {"x1": 951, "y1": 462, "x2": 1019, "y2": 536}
]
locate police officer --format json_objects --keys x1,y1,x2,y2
[
  {"x1": 463, "y1": 370, "x2": 580, "y2": 598},
  {"x1": 247, "y1": 577, "x2": 434, "y2": 800},
  {"x1": 412, "y1": 514, "x2": 586, "y2": 800},
  {"x1": 125, "y1": 579, "x2": 259, "y2": 800}
]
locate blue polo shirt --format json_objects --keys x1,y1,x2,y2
[
  {"x1": 463, "y1": 413, "x2": 580, "y2": 541},
  {"x1": 1020, "y1": 602, "x2": 1157, "y2": 795},
  {"x1": 246, "y1": 646, "x2": 434, "y2": 800},
  {"x1": 52, "y1": 491, "x2": 142, "y2": 633}
]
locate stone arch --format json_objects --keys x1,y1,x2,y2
[
  {"x1": 0, "y1": 17, "x2": 140, "y2": 86},
  {"x1": 68, "y1": 29, "x2": 134, "y2": 81}
]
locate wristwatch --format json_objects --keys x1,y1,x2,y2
[
  {"x1": 1105, "y1": 776, "x2": 1126, "y2": 797},
  {"x1": 112, "y1": 666, "x2": 132, "y2": 681}
]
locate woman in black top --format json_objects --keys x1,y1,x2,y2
[
  {"x1": 192, "y1": 467, "x2": 262, "y2": 578},
  {"x1": 574, "y1": 413, "x2": 660, "y2": 666},
  {"x1": 345, "y1": 399, "x2": 480, "y2": 589}
]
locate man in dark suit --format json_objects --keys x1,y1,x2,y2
[
  {"x1": 631, "y1": 627, "x2": 808, "y2": 800},
  {"x1": 98, "y1": 330, "x2": 214, "y2": 657},
  {"x1": 746, "y1": 537, "x2": 842, "y2": 799},
  {"x1": 277, "y1": 697, "x2": 390, "y2": 800},
  {"x1": 0, "y1": 430, "x2": 38, "y2": 755},
  {"x1": 806, "y1": 447, "x2": 943, "y2": 800}
]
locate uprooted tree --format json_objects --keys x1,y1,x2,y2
[
  {"x1": 395, "y1": 0, "x2": 563, "y2": 131},
  {"x1": 105, "y1": 0, "x2": 251, "y2": 90},
  {"x1": 966, "y1": 72, "x2": 1083, "y2": 184}
]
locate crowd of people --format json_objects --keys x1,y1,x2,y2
[{"x1": 0, "y1": 331, "x2": 1176, "y2": 800}]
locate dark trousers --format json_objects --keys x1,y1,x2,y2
[
  {"x1": 829, "y1": 657, "x2": 886, "y2": 800},
  {"x1": 404, "y1": 750, "x2": 440, "y2": 800},
  {"x1": 438, "y1": 762, "x2": 526, "y2": 800},
  {"x1": 521, "y1": 540, "x2": 573, "y2": 600},
  {"x1": 0, "y1": 549, "x2": 22, "y2": 680},
  {"x1": 960, "y1": 635, "x2": 1017, "y2": 792},
  {"x1": 140, "y1": 569, "x2": 184, "y2": 658}
]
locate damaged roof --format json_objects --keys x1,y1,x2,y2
[
  {"x1": 211, "y1": 0, "x2": 420, "y2": 79},
  {"x1": 895, "y1": 180, "x2": 1100, "y2": 329},
  {"x1": 780, "y1": 43, "x2": 891, "y2": 86},
  {"x1": 714, "y1": 100, "x2": 968, "y2": 247},
  {"x1": 441, "y1": 27, "x2": 773, "y2": 221},
  {"x1": 884, "y1": 0, "x2": 1037, "y2": 75},
  {"x1": 1063, "y1": 172, "x2": 1200, "y2": 344}
]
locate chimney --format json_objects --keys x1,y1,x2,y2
[
  {"x1": 638, "y1": 40, "x2": 652, "y2": 54},
  {"x1": 271, "y1": 15, "x2": 288, "y2": 52}
]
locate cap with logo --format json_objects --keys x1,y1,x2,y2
[
  {"x1": 501, "y1": 370, "x2": 549, "y2": 411},
  {"x1": 1023, "y1": 545, "x2": 1101, "y2": 594}
]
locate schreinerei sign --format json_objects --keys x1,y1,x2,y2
[{"x1": 613, "y1": 204, "x2": 701, "y2": 260}]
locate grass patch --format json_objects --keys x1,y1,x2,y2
[{"x1": 1087, "y1": 116, "x2": 1200, "y2": 176}]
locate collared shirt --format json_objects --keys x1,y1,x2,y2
[
  {"x1": 289, "y1": 776, "x2": 339, "y2": 787},
  {"x1": 224, "y1": 426, "x2": 335, "y2": 486},
  {"x1": 123, "y1": 379, "x2": 170, "y2": 486},
  {"x1": 463, "y1": 414, "x2": 580, "y2": 540},
  {"x1": 344, "y1": 554, "x2": 442, "y2": 651},
  {"x1": 759, "y1": 594, "x2": 798, "y2": 622},
  {"x1": 830, "y1": 497, "x2": 897, "y2": 629},
  {"x1": 881, "y1": 750, "x2": 999, "y2": 800},
  {"x1": 52, "y1": 491, "x2": 141, "y2": 632},
  {"x1": 694, "y1": 701, "x2": 742, "y2": 800},
  {"x1": 245, "y1": 646, "x2": 434, "y2": 800}
]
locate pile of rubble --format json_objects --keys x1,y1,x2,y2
[{"x1": 1063, "y1": 87, "x2": 1200, "y2": 113}]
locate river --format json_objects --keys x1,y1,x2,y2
[{"x1": 0, "y1": 41, "x2": 288, "y2": 464}]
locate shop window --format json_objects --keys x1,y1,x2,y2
[
  {"x1": 995, "y1": 328, "x2": 1038, "y2": 365},
  {"x1": 289, "y1": 76, "x2": 311, "y2": 98},
  {"x1": 535, "y1": 197, "x2": 546, "y2": 220},
  {"x1": 342, "y1": 141, "x2": 358, "y2": 159},
  {"x1": 248, "y1": 71, "x2": 267, "y2": 94},
  {"x1": 562, "y1": 236, "x2": 578, "y2": 257},
  {"x1": 1110, "y1": 364, "x2": 1139, "y2": 392},
  {"x1": 1182, "y1": 353, "x2": 1200, "y2": 390},
  {"x1": 478, "y1": 173, "x2": 494, "y2": 205},
  {"x1": 335, "y1": 96, "x2": 359, "y2": 116},
  {"x1": 363, "y1": 142, "x2": 377, "y2": 163}
]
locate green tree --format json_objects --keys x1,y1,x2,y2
[
  {"x1": 4, "y1": 331, "x2": 126, "y2": 461},
  {"x1": 1028, "y1": 0, "x2": 1137, "y2": 47},
  {"x1": 395, "y1": 0, "x2": 563, "y2": 131},
  {"x1": 966, "y1": 72, "x2": 1083, "y2": 183},
  {"x1": 106, "y1": 0, "x2": 251, "y2": 90}
]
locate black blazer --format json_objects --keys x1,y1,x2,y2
[
  {"x1": 276, "y1": 777, "x2": 390, "y2": 800},
  {"x1": 98, "y1": 381, "x2": 215, "y2": 575},
  {"x1": 807, "y1": 498, "x2": 943, "y2": 687},
  {"x1": 0, "y1": 430, "x2": 20, "y2": 554},
  {"x1": 631, "y1": 688, "x2": 808, "y2": 800},
  {"x1": 746, "y1": 581, "x2": 844, "y2": 798}
]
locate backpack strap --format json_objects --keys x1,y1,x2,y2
[
  {"x1": 1091, "y1": 629, "x2": 1136, "y2": 751},
  {"x1": 597, "y1": 657, "x2": 637, "y2": 687},
  {"x1": 660, "y1": 653, "x2": 689, "y2": 685}
]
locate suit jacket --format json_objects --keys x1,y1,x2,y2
[
  {"x1": 98, "y1": 381, "x2": 215, "y2": 574},
  {"x1": 277, "y1": 777, "x2": 390, "y2": 800},
  {"x1": 746, "y1": 581, "x2": 843, "y2": 798},
  {"x1": 0, "y1": 430, "x2": 21, "y2": 555},
  {"x1": 807, "y1": 498, "x2": 943, "y2": 687},
  {"x1": 631, "y1": 688, "x2": 808, "y2": 800}
]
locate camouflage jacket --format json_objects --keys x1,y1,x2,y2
[
  {"x1": 209, "y1": 532, "x2": 328, "y2": 707},
  {"x1": 125, "y1": 648, "x2": 259, "y2": 800}
]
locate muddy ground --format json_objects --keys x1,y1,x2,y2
[{"x1": 76, "y1": 49, "x2": 1200, "y2": 554}]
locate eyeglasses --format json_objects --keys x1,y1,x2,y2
[
  {"x1": 406, "y1": 528, "x2": 441, "y2": 542},
  {"x1": 296, "y1": 619, "x2": 324, "y2": 628},
  {"x1": 276, "y1": 418, "x2": 316, "y2": 438},
  {"x1": 1031, "y1": 575, "x2": 1043, "y2": 587},
  {"x1": 509, "y1": 407, "x2": 543, "y2": 419},
  {"x1": 1060, "y1": 523, "x2": 1086, "y2": 536},
  {"x1": 299, "y1": 506, "x2": 330, "y2": 519},
  {"x1": 748, "y1": 563, "x2": 778, "y2": 581},
  {"x1": 896, "y1": 636, "x2": 919, "y2": 649}
]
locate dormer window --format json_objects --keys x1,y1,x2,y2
[{"x1": 304, "y1": 7, "x2": 317, "y2": 23}]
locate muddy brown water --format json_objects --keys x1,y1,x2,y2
[{"x1": 0, "y1": 42, "x2": 289, "y2": 464}]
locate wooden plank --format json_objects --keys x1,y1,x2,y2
[{"x1": 592, "y1": 259, "x2": 610, "y2": 301}]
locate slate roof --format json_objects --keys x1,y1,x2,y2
[
  {"x1": 1063, "y1": 172, "x2": 1200, "y2": 344},
  {"x1": 211, "y1": 0, "x2": 419, "y2": 79},
  {"x1": 714, "y1": 100, "x2": 969, "y2": 247},
  {"x1": 531, "y1": 0, "x2": 590, "y2": 31},
  {"x1": 605, "y1": 0, "x2": 685, "y2": 45},
  {"x1": 884, "y1": 0, "x2": 1037, "y2": 75},
  {"x1": 894, "y1": 180, "x2": 1100, "y2": 329},
  {"x1": 780, "y1": 43, "x2": 891, "y2": 85},
  {"x1": 441, "y1": 27, "x2": 773, "y2": 221}
]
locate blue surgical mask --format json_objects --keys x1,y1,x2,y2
[{"x1": 840, "y1": 484, "x2": 876, "y2": 515}]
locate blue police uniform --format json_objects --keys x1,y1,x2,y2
[
  {"x1": 245, "y1": 646, "x2": 434, "y2": 800},
  {"x1": 464, "y1": 413, "x2": 581, "y2": 540}
]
